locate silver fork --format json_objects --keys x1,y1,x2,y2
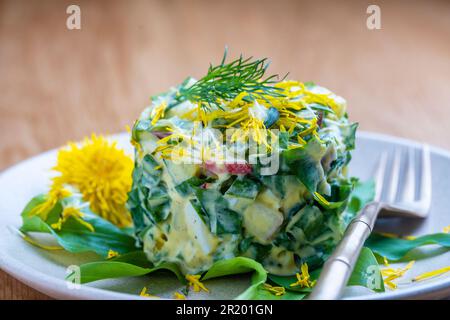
[{"x1": 308, "y1": 145, "x2": 432, "y2": 300}]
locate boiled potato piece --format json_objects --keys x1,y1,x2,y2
[{"x1": 243, "y1": 189, "x2": 283, "y2": 244}]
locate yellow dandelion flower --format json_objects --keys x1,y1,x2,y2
[
  {"x1": 443, "y1": 225, "x2": 450, "y2": 233},
  {"x1": 185, "y1": 274, "x2": 209, "y2": 293},
  {"x1": 52, "y1": 134, "x2": 133, "y2": 227}
]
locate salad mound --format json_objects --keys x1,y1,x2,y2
[{"x1": 127, "y1": 52, "x2": 358, "y2": 275}]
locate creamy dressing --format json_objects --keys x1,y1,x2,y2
[
  {"x1": 142, "y1": 161, "x2": 239, "y2": 274},
  {"x1": 143, "y1": 198, "x2": 219, "y2": 274},
  {"x1": 279, "y1": 176, "x2": 308, "y2": 217},
  {"x1": 263, "y1": 247, "x2": 298, "y2": 275}
]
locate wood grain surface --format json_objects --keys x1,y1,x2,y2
[{"x1": 0, "y1": 0, "x2": 449, "y2": 299}]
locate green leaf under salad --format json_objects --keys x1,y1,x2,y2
[
  {"x1": 268, "y1": 247, "x2": 385, "y2": 294},
  {"x1": 20, "y1": 195, "x2": 138, "y2": 258},
  {"x1": 348, "y1": 247, "x2": 385, "y2": 292},
  {"x1": 202, "y1": 257, "x2": 267, "y2": 300},
  {"x1": 74, "y1": 252, "x2": 185, "y2": 284},
  {"x1": 366, "y1": 233, "x2": 450, "y2": 261}
]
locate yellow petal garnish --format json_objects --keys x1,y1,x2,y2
[
  {"x1": 378, "y1": 232, "x2": 416, "y2": 240},
  {"x1": 185, "y1": 274, "x2": 209, "y2": 293},
  {"x1": 378, "y1": 232, "x2": 398, "y2": 238},
  {"x1": 290, "y1": 263, "x2": 316, "y2": 288},
  {"x1": 52, "y1": 134, "x2": 133, "y2": 227},
  {"x1": 196, "y1": 102, "x2": 208, "y2": 126},
  {"x1": 12, "y1": 227, "x2": 63, "y2": 251},
  {"x1": 140, "y1": 286, "x2": 159, "y2": 298},
  {"x1": 313, "y1": 192, "x2": 330, "y2": 207},
  {"x1": 151, "y1": 79, "x2": 334, "y2": 161},
  {"x1": 381, "y1": 260, "x2": 415, "y2": 290},
  {"x1": 22, "y1": 235, "x2": 64, "y2": 251},
  {"x1": 29, "y1": 187, "x2": 71, "y2": 220},
  {"x1": 173, "y1": 292, "x2": 187, "y2": 300},
  {"x1": 151, "y1": 101, "x2": 167, "y2": 125},
  {"x1": 412, "y1": 266, "x2": 450, "y2": 282},
  {"x1": 262, "y1": 283, "x2": 285, "y2": 296},
  {"x1": 51, "y1": 207, "x2": 95, "y2": 232},
  {"x1": 229, "y1": 91, "x2": 248, "y2": 108},
  {"x1": 107, "y1": 249, "x2": 119, "y2": 259}
]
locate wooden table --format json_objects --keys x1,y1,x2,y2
[{"x1": 1, "y1": 0, "x2": 449, "y2": 299}]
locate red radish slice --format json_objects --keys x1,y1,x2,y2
[
  {"x1": 225, "y1": 163, "x2": 252, "y2": 174},
  {"x1": 152, "y1": 131, "x2": 171, "y2": 139}
]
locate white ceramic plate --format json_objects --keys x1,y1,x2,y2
[{"x1": 0, "y1": 131, "x2": 449, "y2": 300}]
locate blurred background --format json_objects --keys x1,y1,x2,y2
[{"x1": 0, "y1": 0, "x2": 449, "y2": 298}]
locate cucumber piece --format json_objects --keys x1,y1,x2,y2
[{"x1": 243, "y1": 202, "x2": 283, "y2": 244}]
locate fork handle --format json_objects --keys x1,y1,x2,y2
[{"x1": 308, "y1": 202, "x2": 381, "y2": 300}]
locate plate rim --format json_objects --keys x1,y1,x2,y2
[{"x1": 0, "y1": 130, "x2": 449, "y2": 300}]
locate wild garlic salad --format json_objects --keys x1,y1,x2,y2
[
  {"x1": 128, "y1": 56, "x2": 357, "y2": 276},
  {"x1": 18, "y1": 51, "x2": 450, "y2": 299}
]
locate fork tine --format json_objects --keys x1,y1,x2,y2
[
  {"x1": 401, "y1": 147, "x2": 416, "y2": 203},
  {"x1": 387, "y1": 148, "x2": 401, "y2": 203},
  {"x1": 419, "y1": 144, "x2": 432, "y2": 211},
  {"x1": 374, "y1": 151, "x2": 388, "y2": 202}
]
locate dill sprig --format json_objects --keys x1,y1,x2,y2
[{"x1": 177, "y1": 48, "x2": 286, "y2": 110}]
